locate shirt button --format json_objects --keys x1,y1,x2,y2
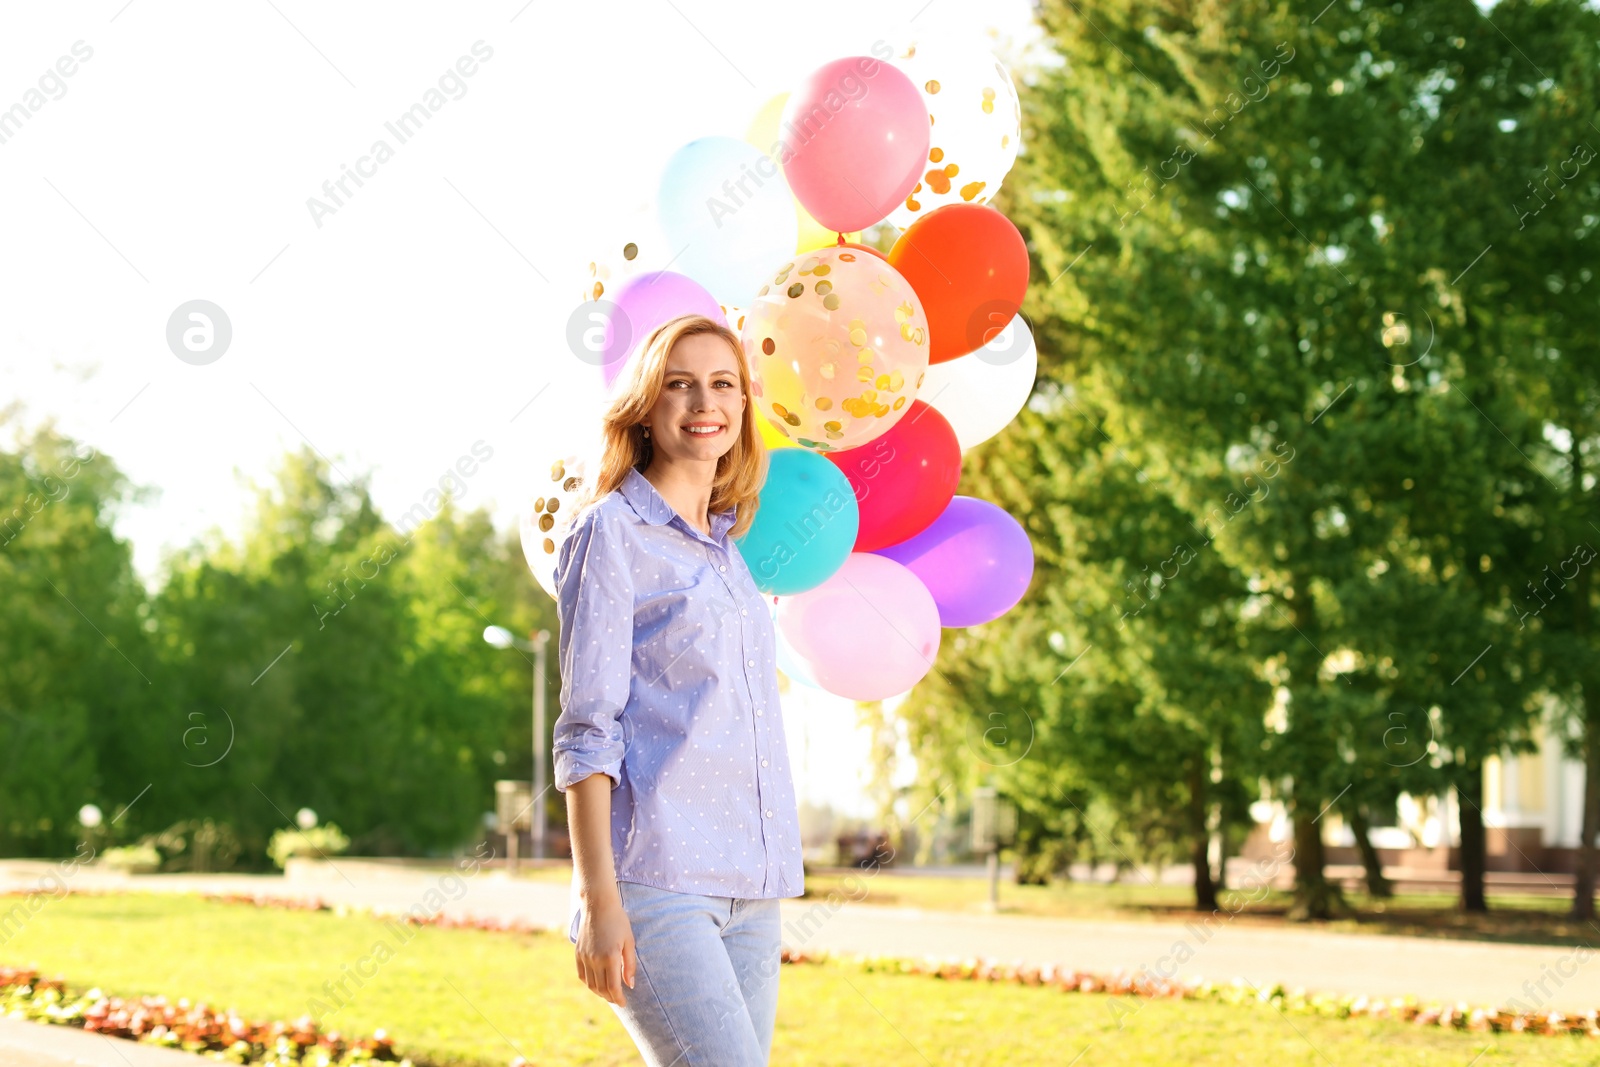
[
  {"x1": 719, "y1": 565, "x2": 727, "y2": 572},
  {"x1": 761, "y1": 759, "x2": 768, "y2": 767},
  {"x1": 747, "y1": 659, "x2": 755, "y2": 667},
  {"x1": 741, "y1": 609, "x2": 748, "y2": 615},
  {"x1": 765, "y1": 810, "x2": 773, "y2": 818},
  {"x1": 756, "y1": 709, "x2": 764, "y2": 716}
]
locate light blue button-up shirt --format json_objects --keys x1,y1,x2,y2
[{"x1": 551, "y1": 466, "x2": 805, "y2": 900}]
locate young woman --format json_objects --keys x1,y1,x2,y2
[{"x1": 551, "y1": 313, "x2": 805, "y2": 1065}]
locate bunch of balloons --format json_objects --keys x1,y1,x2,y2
[{"x1": 525, "y1": 33, "x2": 1039, "y2": 703}]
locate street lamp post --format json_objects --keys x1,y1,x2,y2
[
  {"x1": 972, "y1": 786, "x2": 1017, "y2": 912},
  {"x1": 484, "y1": 625, "x2": 552, "y2": 861}
]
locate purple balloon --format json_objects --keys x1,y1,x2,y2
[
  {"x1": 871, "y1": 496, "x2": 1033, "y2": 627},
  {"x1": 601, "y1": 271, "x2": 725, "y2": 388}
]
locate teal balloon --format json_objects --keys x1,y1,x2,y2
[{"x1": 735, "y1": 450, "x2": 858, "y2": 595}]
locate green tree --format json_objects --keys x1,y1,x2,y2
[
  {"x1": 976, "y1": 0, "x2": 1585, "y2": 916},
  {"x1": 0, "y1": 423, "x2": 154, "y2": 855},
  {"x1": 150, "y1": 448, "x2": 552, "y2": 862}
]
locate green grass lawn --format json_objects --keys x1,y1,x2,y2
[
  {"x1": 480, "y1": 861, "x2": 1600, "y2": 948},
  {"x1": 0, "y1": 893, "x2": 1589, "y2": 1065}
]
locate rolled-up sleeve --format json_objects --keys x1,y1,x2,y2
[{"x1": 552, "y1": 507, "x2": 635, "y2": 793}]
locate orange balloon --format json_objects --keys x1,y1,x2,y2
[{"x1": 887, "y1": 204, "x2": 1029, "y2": 363}]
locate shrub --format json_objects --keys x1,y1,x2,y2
[
  {"x1": 100, "y1": 845, "x2": 161, "y2": 873},
  {"x1": 267, "y1": 824, "x2": 350, "y2": 869}
]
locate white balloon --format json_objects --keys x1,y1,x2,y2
[
  {"x1": 883, "y1": 35, "x2": 1023, "y2": 231},
  {"x1": 918, "y1": 314, "x2": 1037, "y2": 451}
]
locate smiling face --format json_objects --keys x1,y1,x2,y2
[{"x1": 644, "y1": 331, "x2": 747, "y2": 463}]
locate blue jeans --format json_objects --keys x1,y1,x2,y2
[{"x1": 568, "y1": 879, "x2": 783, "y2": 1065}]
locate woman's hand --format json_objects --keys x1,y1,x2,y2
[{"x1": 574, "y1": 893, "x2": 637, "y2": 1006}]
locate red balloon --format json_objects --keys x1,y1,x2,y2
[
  {"x1": 887, "y1": 204, "x2": 1029, "y2": 364},
  {"x1": 826, "y1": 401, "x2": 961, "y2": 552}
]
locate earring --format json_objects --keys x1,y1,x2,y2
[{"x1": 643, "y1": 425, "x2": 651, "y2": 438}]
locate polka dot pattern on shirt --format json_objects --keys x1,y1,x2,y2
[{"x1": 549, "y1": 467, "x2": 805, "y2": 899}]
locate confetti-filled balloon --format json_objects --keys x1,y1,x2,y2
[
  {"x1": 722, "y1": 303, "x2": 797, "y2": 450},
  {"x1": 519, "y1": 444, "x2": 602, "y2": 600},
  {"x1": 840, "y1": 241, "x2": 889, "y2": 262},
  {"x1": 742, "y1": 247, "x2": 930, "y2": 453},
  {"x1": 918, "y1": 313, "x2": 1038, "y2": 451},
  {"x1": 776, "y1": 552, "x2": 941, "y2": 701},
  {"x1": 779, "y1": 56, "x2": 931, "y2": 234},
  {"x1": 885, "y1": 36, "x2": 1022, "y2": 230}
]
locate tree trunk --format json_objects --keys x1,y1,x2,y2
[
  {"x1": 1566, "y1": 416, "x2": 1595, "y2": 919},
  {"x1": 1575, "y1": 703, "x2": 1600, "y2": 921},
  {"x1": 1288, "y1": 807, "x2": 1345, "y2": 920},
  {"x1": 1456, "y1": 761, "x2": 1487, "y2": 913},
  {"x1": 1346, "y1": 802, "x2": 1392, "y2": 899},
  {"x1": 1188, "y1": 758, "x2": 1217, "y2": 911}
]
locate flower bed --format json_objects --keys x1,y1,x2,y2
[
  {"x1": 0, "y1": 964, "x2": 407, "y2": 1066},
  {"x1": 777, "y1": 947, "x2": 1600, "y2": 1037}
]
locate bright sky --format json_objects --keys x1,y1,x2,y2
[{"x1": 1, "y1": 0, "x2": 1039, "y2": 821}]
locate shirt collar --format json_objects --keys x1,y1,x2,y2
[{"x1": 621, "y1": 467, "x2": 737, "y2": 542}]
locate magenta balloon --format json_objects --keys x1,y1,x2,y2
[
  {"x1": 779, "y1": 57, "x2": 931, "y2": 234},
  {"x1": 601, "y1": 271, "x2": 725, "y2": 388},
  {"x1": 871, "y1": 496, "x2": 1033, "y2": 627}
]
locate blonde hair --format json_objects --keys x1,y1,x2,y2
[{"x1": 573, "y1": 314, "x2": 767, "y2": 540}]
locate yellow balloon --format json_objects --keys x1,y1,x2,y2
[
  {"x1": 757, "y1": 412, "x2": 798, "y2": 450},
  {"x1": 745, "y1": 93, "x2": 861, "y2": 254},
  {"x1": 742, "y1": 248, "x2": 930, "y2": 453}
]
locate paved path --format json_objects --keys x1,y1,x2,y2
[
  {"x1": 1, "y1": 859, "x2": 1596, "y2": 1064},
  {"x1": 0, "y1": 1016, "x2": 214, "y2": 1067}
]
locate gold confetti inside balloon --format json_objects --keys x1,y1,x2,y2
[
  {"x1": 519, "y1": 443, "x2": 601, "y2": 600},
  {"x1": 885, "y1": 35, "x2": 1022, "y2": 231},
  {"x1": 741, "y1": 248, "x2": 929, "y2": 453}
]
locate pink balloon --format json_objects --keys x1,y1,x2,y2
[
  {"x1": 779, "y1": 57, "x2": 931, "y2": 235},
  {"x1": 600, "y1": 271, "x2": 724, "y2": 389},
  {"x1": 776, "y1": 553, "x2": 941, "y2": 701}
]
